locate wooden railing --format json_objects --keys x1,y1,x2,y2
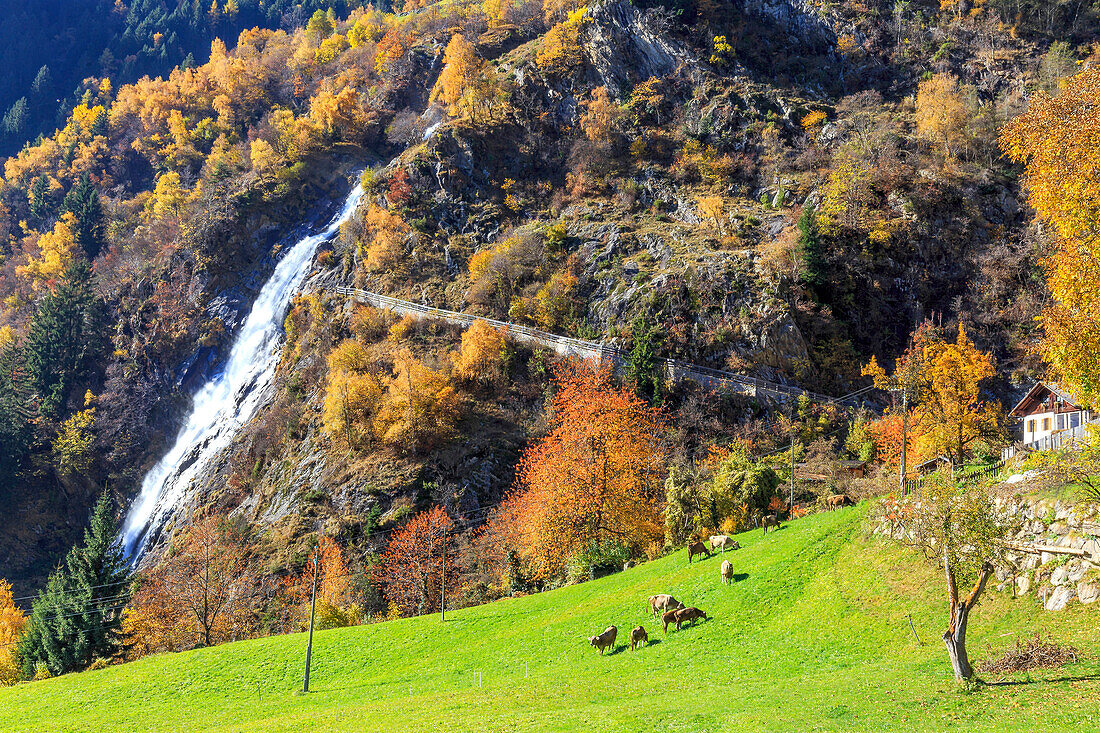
[{"x1": 332, "y1": 286, "x2": 874, "y2": 409}]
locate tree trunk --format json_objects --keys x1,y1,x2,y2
[
  {"x1": 941, "y1": 551, "x2": 993, "y2": 683},
  {"x1": 943, "y1": 601, "x2": 973, "y2": 682}
]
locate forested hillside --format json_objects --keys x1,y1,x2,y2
[
  {"x1": 1, "y1": 0, "x2": 1100, "y2": 689},
  {"x1": 0, "y1": 0, "x2": 362, "y2": 157}
]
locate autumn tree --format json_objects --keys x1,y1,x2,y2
[
  {"x1": 452, "y1": 320, "x2": 506, "y2": 387},
  {"x1": 915, "y1": 73, "x2": 974, "y2": 159},
  {"x1": 322, "y1": 339, "x2": 384, "y2": 450},
  {"x1": 879, "y1": 475, "x2": 1016, "y2": 682},
  {"x1": 378, "y1": 506, "x2": 456, "y2": 617},
  {"x1": 431, "y1": 35, "x2": 493, "y2": 122},
  {"x1": 360, "y1": 203, "x2": 410, "y2": 272},
  {"x1": 1000, "y1": 67, "x2": 1100, "y2": 408},
  {"x1": 864, "y1": 323, "x2": 1004, "y2": 466},
  {"x1": 500, "y1": 360, "x2": 668, "y2": 578},
  {"x1": 376, "y1": 349, "x2": 461, "y2": 453},
  {"x1": 536, "y1": 7, "x2": 588, "y2": 75},
  {"x1": 282, "y1": 537, "x2": 359, "y2": 630},
  {"x1": 136, "y1": 514, "x2": 257, "y2": 649},
  {"x1": 580, "y1": 86, "x2": 617, "y2": 145},
  {"x1": 0, "y1": 579, "x2": 26, "y2": 685}
]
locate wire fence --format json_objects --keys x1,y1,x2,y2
[{"x1": 332, "y1": 286, "x2": 874, "y2": 409}]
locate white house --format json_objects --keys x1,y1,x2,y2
[{"x1": 1009, "y1": 382, "x2": 1092, "y2": 446}]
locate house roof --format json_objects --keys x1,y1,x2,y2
[{"x1": 1009, "y1": 382, "x2": 1084, "y2": 417}]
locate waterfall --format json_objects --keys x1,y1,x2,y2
[{"x1": 120, "y1": 182, "x2": 365, "y2": 562}]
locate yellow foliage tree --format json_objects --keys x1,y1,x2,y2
[
  {"x1": 0, "y1": 579, "x2": 26, "y2": 685},
  {"x1": 696, "y1": 195, "x2": 726, "y2": 235},
  {"x1": 17, "y1": 213, "x2": 78, "y2": 289},
  {"x1": 453, "y1": 320, "x2": 506, "y2": 386},
  {"x1": 1001, "y1": 67, "x2": 1100, "y2": 408},
  {"x1": 52, "y1": 407, "x2": 96, "y2": 477},
  {"x1": 536, "y1": 7, "x2": 588, "y2": 75},
  {"x1": 376, "y1": 349, "x2": 461, "y2": 452},
  {"x1": 361, "y1": 204, "x2": 410, "y2": 271},
  {"x1": 915, "y1": 73, "x2": 973, "y2": 159},
  {"x1": 322, "y1": 340, "x2": 384, "y2": 450},
  {"x1": 148, "y1": 171, "x2": 189, "y2": 220},
  {"x1": 430, "y1": 35, "x2": 485, "y2": 120},
  {"x1": 864, "y1": 323, "x2": 1003, "y2": 466}
]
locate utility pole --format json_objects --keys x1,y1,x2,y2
[
  {"x1": 789, "y1": 431, "x2": 796, "y2": 518},
  {"x1": 899, "y1": 390, "x2": 908, "y2": 495},
  {"x1": 441, "y1": 525, "x2": 446, "y2": 622},
  {"x1": 302, "y1": 553, "x2": 319, "y2": 693}
]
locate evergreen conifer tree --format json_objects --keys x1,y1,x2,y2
[
  {"x1": 25, "y1": 260, "x2": 106, "y2": 419},
  {"x1": 796, "y1": 206, "x2": 825, "y2": 288},
  {"x1": 628, "y1": 317, "x2": 661, "y2": 402},
  {"x1": 0, "y1": 344, "x2": 35, "y2": 490},
  {"x1": 61, "y1": 173, "x2": 105, "y2": 259},
  {"x1": 20, "y1": 493, "x2": 131, "y2": 677}
]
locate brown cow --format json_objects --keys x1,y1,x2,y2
[
  {"x1": 589, "y1": 625, "x2": 617, "y2": 655},
  {"x1": 673, "y1": 606, "x2": 709, "y2": 630},
  {"x1": 759, "y1": 514, "x2": 780, "y2": 534},
  {"x1": 630, "y1": 625, "x2": 649, "y2": 651},
  {"x1": 688, "y1": 541, "x2": 711, "y2": 563},
  {"x1": 661, "y1": 609, "x2": 680, "y2": 633},
  {"x1": 648, "y1": 594, "x2": 684, "y2": 619},
  {"x1": 826, "y1": 494, "x2": 855, "y2": 509},
  {"x1": 720, "y1": 560, "x2": 733, "y2": 585}
]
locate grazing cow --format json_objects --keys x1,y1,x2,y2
[
  {"x1": 759, "y1": 514, "x2": 780, "y2": 534},
  {"x1": 589, "y1": 626, "x2": 617, "y2": 655},
  {"x1": 661, "y1": 609, "x2": 681, "y2": 633},
  {"x1": 648, "y1": 594, "x2": 684, "y2": 619},
  {"x1": 710, "y1": 535, "x2": 740, "y2": 552},
  {"x1": 720, "y1": 560, "x2": 733, "y2": 585},
  {"x1": 688, "y1": 541, "x2": 711, "y2": 563},
  {"x1": 673, "y1": 607, "x2": 709, "y2": 630},
  {"x1": 630, "y1": 625, "x2": 649, "y2": 651},
  {"x1": 826, "y1": 494, "x2": 855, "y2": 509}
]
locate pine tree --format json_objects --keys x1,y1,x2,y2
[
  {"x1": 61, "y1": 173, "x2": 105, "y2": 259},
  {"x1": 25, "y1": 260, "x2": 107, "y2": 419},
  {"x1": 797, "y1": 206, "x2": 825, "y2": 288},
  {"x1": 627, "y1": 317, "x2": 661, "y2": 403},
  {"x1": 20, "y1": 493, "x2": 131, "y2": 676},
  {"x1": 0, "y1": 344, "x2": 35, "y2": 491},
  {"x1": 28, "y1": 175, "x2": 51, "y2": 224}
]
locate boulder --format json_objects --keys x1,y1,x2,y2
[
  {"x1": 1016, "y1": 573, "x2": 1031, "y2": 596},
  {"x1": 1045, "y1": 585, "x2": 1076, "y2": 611},
  {"x1": 1051, "y1": 565, "x2": 1069, "y2": 586},
  {"x1": 1078, "y1": 581, "x2": 1099, "y2": 604}
]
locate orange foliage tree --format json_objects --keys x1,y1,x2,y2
[
  {"x1": 281, "y1": 537, "x2": 359, "y2": 630},
  {"x1": 127, "y1": 514, "x2": 257, "y2": 652},
  {"x1": 490, "y1": 360, "x2": 668, "y2": 579},
  {"x1": 377, "y1": 506, "x2": 456, "y2": 617},
  {"x1": 865, "y1": 323, "x2": 1003, "y2": 466},
  {"x1": 1000, "y1": 67, "x2": 1100, "y2": 408}
]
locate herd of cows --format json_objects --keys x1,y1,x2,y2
[{"x1": 587, "y1": 530, "x2": 757, "y2": 656}]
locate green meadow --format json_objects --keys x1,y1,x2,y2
[{"x1": 2, "y1": 506, "x2": 1097, "y2": 732}]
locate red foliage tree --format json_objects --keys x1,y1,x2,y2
[{"x1": 377, "y1": 506, "x2": 457, "y2": 617}]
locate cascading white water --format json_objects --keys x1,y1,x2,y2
[{"x1": 121, "y1": 182, "x2": 365, "y2": 561}]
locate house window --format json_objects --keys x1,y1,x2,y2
[
  {"x1": 1042, "y1": 417, "x2": 1051, "y2": 431},
  {"x1": 1058, "y1": 414, "x2": 1065, "y2": 430},
  {"x1": 1027, "y1": 419, "x2": 1036, "y2": 434},
  {"x1": 1071, "y1": 412, "x2": 1081, "y2": 429}
]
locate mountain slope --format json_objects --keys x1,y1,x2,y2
[{"x1": 1, "y1": 507, "x2": 1097, "y2": 732}]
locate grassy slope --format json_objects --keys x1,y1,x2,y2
[{"x1": 3, "y1": 507, "x2": 1098, "y2": 732}]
